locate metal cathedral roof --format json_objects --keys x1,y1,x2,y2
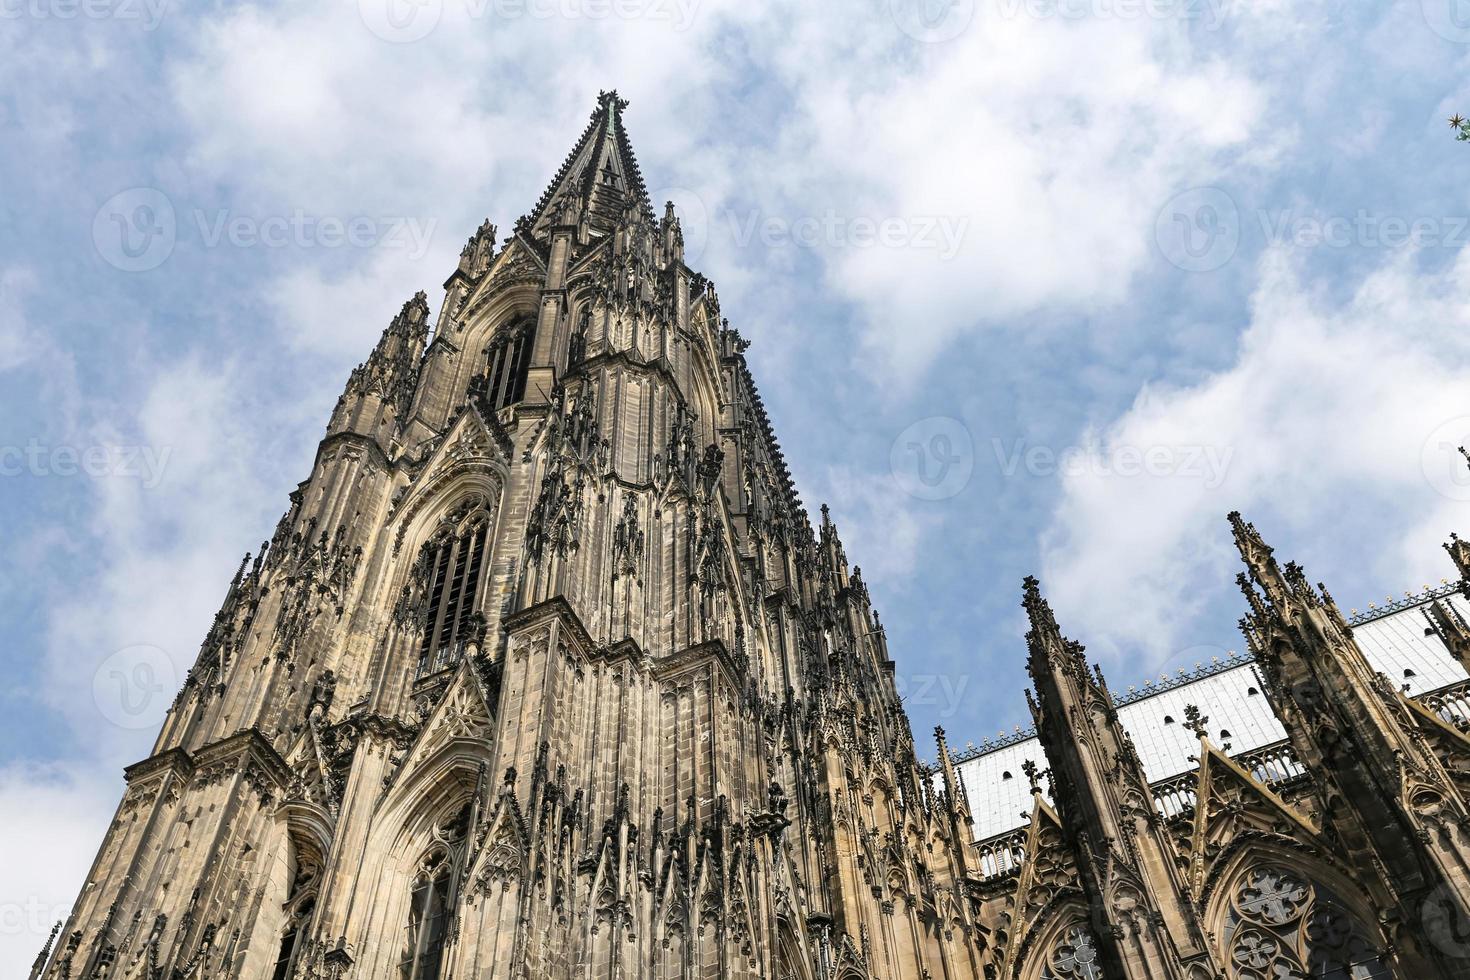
[{"x1": 947, "y1": 584, "x2": 1470, "y2": 841}]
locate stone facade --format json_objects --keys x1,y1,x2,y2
[{"x1": 33, "y1": 92, "x2": 1470, "y2": 980}]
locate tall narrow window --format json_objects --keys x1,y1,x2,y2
[
  {"x1": 477, "y1": 318, "x2": 534, "y2": 411},
  {"x1": 398, "y1": 805, "x2": 471, "y2": 980},
  {"x1": 415, "y1": 514, "x2": 490, "y2": 678},
  {"x1": 271, "y1": 897, "x2": 313, "y2": 980},
  {"x1": 271, "y1": 853, "x2": 318, "y2": 980},
  {"x1": 399, "y1": 858, "x2": 453, "y2": 980}
]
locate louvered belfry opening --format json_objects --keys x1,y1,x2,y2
[
  {"x1": 477, "y1": 317, "x2": 534, "y2": 411},
  {"x1": 415, "y1": 516, "x2": 489, "y2": 678}
]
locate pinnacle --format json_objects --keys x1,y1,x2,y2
[
  {"x1": 1227, "y1": 510, "x2": 1269, "y2": 552},
  {"x1": 1021, "y1": 576, "x2": 1057, "y2": 636}
]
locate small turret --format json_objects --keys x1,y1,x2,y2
[{"x1": 329, "y1": 291, "x2": 431, "y2": 442}]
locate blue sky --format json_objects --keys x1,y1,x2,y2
[{"x1": 5, "y1": 0, "x2": 1470, "y2": 968}]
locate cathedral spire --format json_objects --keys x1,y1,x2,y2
[
  {"x1": 520, "y1": 90, "x2": 653, "y2": 242},
  {"x1": 1020, "y1": 578, "x2": 1209, "y2": 974}
]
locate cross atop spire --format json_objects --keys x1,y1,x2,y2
[{"x1": 520, "y1": 90, "x2": 654, "y2": 241}]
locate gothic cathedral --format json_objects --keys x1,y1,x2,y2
[{"x1": 34, "y1": 93, "x2": 1470, "y2": 980}]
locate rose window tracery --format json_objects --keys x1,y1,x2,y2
[
  {"x1": 1040, "y1": 923, "x2": 1105, "y2": 980},
  {"x1": 1222, "y1": 866, "x2": 1387, "y2": 979}
]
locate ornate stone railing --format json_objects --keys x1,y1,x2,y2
[
  {"x1": 974, "y1": 826, "x2": 1029, "y2": 882},
  {"x1": 1236, "y1": 740, "x2": 1308, "y2": 788},
  {"x1": 1419, "y1": 678, "x2": 1470, "y2": 731},
  {"x1": 1146, "y1": 739, "x2": 1305, "y2": 821},
  {"x1": 1151, "y1": 771, "x2": 1198, "y2": 821},
  {"x1": 1347, "y1": 581, "x2": 1461, "y2": 626},
  {"x1": 973, "y1": 739, "x2": 1309, "y2": 880}
]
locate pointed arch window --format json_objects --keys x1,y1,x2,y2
[
  {"x1": 398, "y1": 804, "x2": 472, "y2": 980},
  {"x1": 473, "y1": 317, "x2": 535, "y2": 411},
  {"x1": 408, "y1": 498, "x2": 492, "y2": 678},
  {"x1": 271, "y1": 852, "x2": 320, "y2": 980},
  {"x1": 271, "y1": 897, "x2": 314, "y2": 980}
]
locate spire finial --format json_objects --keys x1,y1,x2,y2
[
  {"x1": 1021, "y1": 576, "x2": 1058, "y2": 637},
  {"x1": 1183, "y1": 703, "x2": 1209, "y2": 741},
  {"x1": 1021, "y1": 758, "x2": 1045, "y2": 795}
]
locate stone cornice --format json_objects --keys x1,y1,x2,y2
[
  {"x1": 123, "y1": 747, "x2": 193, "y2": 785},
  {"x1": 504, "y1": 595, "x2": 596, "y2": 657},
  {"x1": 654, "y1": 637, "x2": 743, "y2": 695}
]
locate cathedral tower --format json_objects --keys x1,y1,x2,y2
[{"x1": 36, "y1": 93, "x2": 983, "y2": 980}]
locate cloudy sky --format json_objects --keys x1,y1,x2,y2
[{"x1": 4, "y1": 0, "x2": 1470, "y2": 969}]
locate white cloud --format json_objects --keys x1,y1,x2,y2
[
  {"x1": 42, "y1": 356, "x2": 290, "y2": 750},
  {"x1": 0, "y1": 763, "x2": 116, "y2": 975},
  {"x1": 168, "y1": 2, "x2": 736, "y2": 213},
  {"x1": 707, "y1": 5, "x2": 1272, "y2": 379},
  {"x1": 1040, "y1": 246, "x2": 1470, "y2": 667},
  {"x1": 161, "y1": 1, "x2": 1281, "y2": 381},
  {"x1": 807, "y1": 465, "x2": 933, "y2": 585}
]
